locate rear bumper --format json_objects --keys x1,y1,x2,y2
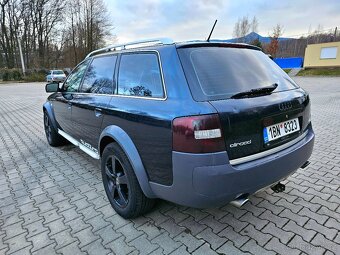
[{"x1": 149, "y1": 126, "x2": 314, "y2": 208}]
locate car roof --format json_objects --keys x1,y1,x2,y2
[{"x1": 85, "y1": 38, "x2": 261, "y2": 59}]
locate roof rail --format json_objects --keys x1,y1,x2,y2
[{"x1": 85, "y1": 38, "x2": 174, "y2": 58}]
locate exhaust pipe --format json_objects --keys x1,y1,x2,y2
[{"x1": 230, "y1": 194, "x2": 249, "y2": 207}]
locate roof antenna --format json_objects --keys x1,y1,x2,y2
[{"x1": 207, "y1": 20, "x2": 217, "y2": 42}]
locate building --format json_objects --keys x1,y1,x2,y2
[{"x1": 304, "y1": 41, "x2": 340, "y2": 68}]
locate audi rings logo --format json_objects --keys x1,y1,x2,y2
[{"x1": 279, "y1": 102, "x2": 293, "y2": 111}]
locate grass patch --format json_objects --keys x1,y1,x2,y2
[
  {"x1": 283, "y1": 69, "x2": 291, "y2": 74},
  {"x1": 297, "y1": 68, "x2": 340, "y2": 76}
]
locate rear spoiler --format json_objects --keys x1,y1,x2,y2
[{"x1": 176, "y1": 42, "x2": 261, "y2": 51}]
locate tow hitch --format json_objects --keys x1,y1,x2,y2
[{"x1": 271, "y1": 182, "x2": 285, "y2": 193}]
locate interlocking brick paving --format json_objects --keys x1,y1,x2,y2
[{"x1": 0, "y1": 77, "x2": 339, "y2": 254}]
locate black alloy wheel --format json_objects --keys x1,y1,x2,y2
[
  {"x1": 43, "y1": 111, "x2": 66, "y2": 146},
  {"x1": 101, "y1": 142, "x2": 156, "y2": 218},
  {"x1": 44, "y1": 112, "x2": 52, "y2": 144},
  {"x1": 104, "y1": 155, "x2": 129, "y2": 208}
]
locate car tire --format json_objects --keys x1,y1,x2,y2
[
  {"x1": 101, "y1": 142, "x2": 155, "y2": 218},
  {"x1": 43, "y1": 111, "x2": 66, "y2": 147}
]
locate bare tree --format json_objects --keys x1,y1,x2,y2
[
  {"x1": 0, "y1": 0, "x2": 115, "y2": 70},
  {"x1": 251, "y1": 16, "x2": 258, "y2": 33},
  {"x1": 32, "y1": 0, "x2": 65, "y2": 67},
  {"x1": 62, "y1": 0, "x2": 114, "y2": 66},
  {"x1": 0, "y1": 0, "x2": 66, "y2": 68},
  {"x1": 233, "y1": 15, "x2": 258, "y2": 42},
  {"x1": 0, "y1": 0, "x2": 15, "y2": 68},
  {"x1": 314, "y1": 24, "x2": 324, "y2": 43},
  {"x1": 276, "y1": 26, "x2": 340, "y2": 58}
]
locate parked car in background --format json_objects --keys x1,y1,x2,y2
[
  {"x1": 43, "y1": 38, "x2": 314, "y2": 219},
  {"x1": 46, "y1": 70, "x2": 66, "y2": 82}
]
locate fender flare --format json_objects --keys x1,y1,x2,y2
[
  {"x1": 43, "y1": 101, "x2": 58, "y2": 131},
  {"x1": 99, "y1": 125, "x2": 156, "y2": 198}
]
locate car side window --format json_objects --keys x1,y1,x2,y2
[
  {"x1": 63, "y1": 59, "x2": 90, "y2": 92},
  {"x1": 80, "y1": 55, "x2": 117, "y2": 94},
  {"x1": 118, "y1": 53, "x2": 164, "y2": 98}
]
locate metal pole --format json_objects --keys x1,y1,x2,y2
[
  {"x1": 17, "y1": 35, "x2": 25, "y2": 76},
  {"x1": 334, "y1": 27, "x2": 338, "y2": 41}
]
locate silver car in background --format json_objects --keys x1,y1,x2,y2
[{"x1": 46, "y1": 70, "x2": 66, "y2": 82}]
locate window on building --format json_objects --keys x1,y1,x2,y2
[{"x1": 320, "y1": 47, "x2": 338, "y2": 59}]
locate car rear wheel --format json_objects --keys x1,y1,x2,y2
[
  {"x1": 43, "y1": 111, "x2": 66, "y2": 147},
  {"x1": 101, "y1": 142, "x2": 155, "y2": 218}
]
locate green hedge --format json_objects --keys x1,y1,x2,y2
[
  {"x1": 25, "y1": 73, "x2": 46, "y2": 82},
  {"x1": 0, "y1": 69, "x2": 23, "y2": 81},
  {"x1": 0, "y1": 68, "x2": 47, "y2": 82}
]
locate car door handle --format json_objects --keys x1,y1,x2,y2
[{"x1": 94, "y1": 108, "x2": 102, "y2": 117}]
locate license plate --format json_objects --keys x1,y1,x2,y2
[{"x1": 263, "y1": 118, "x2": 300, "y2": 143}]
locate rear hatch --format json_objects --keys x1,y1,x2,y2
[{"x1": 177, "y1": 44, "x2": 311, "y2": 161}]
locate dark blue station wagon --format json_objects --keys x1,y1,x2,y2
[{"x1": 43, "y1": 38, "x2": 315, "y2": 218}]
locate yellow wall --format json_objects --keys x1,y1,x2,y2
[{"x1": 304, "y1": 41, "x2": 340, "y2": 68}]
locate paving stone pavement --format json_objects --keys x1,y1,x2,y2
[{"x1": 0, "y1": 77, "x2": 339, "y2": 255}]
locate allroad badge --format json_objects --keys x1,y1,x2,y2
[
  {"x1": 279, "y1": 102, "x2": 293, "y2": 111},
  {"x1": 230, "y1": 140, "x2": 252, "y2": 148}
]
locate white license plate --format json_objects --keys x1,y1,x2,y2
[{"x1": 263, "y1": 118, "x2": 300, "y2": 143}]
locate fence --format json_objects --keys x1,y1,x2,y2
[{"x1": 274, "y1": 57, "x2": 304, "y2": 69}]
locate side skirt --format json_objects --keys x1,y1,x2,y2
[{"x1": 58, "y1": 129, "x2": 100, "y2": 159}]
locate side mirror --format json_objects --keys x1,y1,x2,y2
[{"x1": 45, "y1": 82, "x2": 60, "y2": 93}]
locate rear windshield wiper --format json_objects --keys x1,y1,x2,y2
[{"x1": 230, "y1": 83, "x2": 278, "y2": 99}]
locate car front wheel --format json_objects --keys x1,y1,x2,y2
[
  {"x1": 43, "y1": 111, "x2": 66, "y2": 146},
  {"x1": 101, "y1": 142, "x2": 155, "y2": 218}
]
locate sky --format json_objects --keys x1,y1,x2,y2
[{"x1": 103, "y1": 0, "x2": 340, "y2": 44}]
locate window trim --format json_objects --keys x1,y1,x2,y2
[{"x1": 115, "y1": 50, "x2": 167, "y2": 101}]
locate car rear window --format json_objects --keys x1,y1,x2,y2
[{"x1": 178, "y1": 47, "x2": 299, "y2": 101}]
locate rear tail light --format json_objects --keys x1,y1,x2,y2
[{"x1": 172, "y1": 114, "x2": 226, "y2": 153}]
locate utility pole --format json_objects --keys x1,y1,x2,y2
[
  {"x1": 17, "y1": 35, "x2": 25, "y2": 76},
  {"x1": 334, "y1": 27, "x2": 338, "y2": 41}
]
